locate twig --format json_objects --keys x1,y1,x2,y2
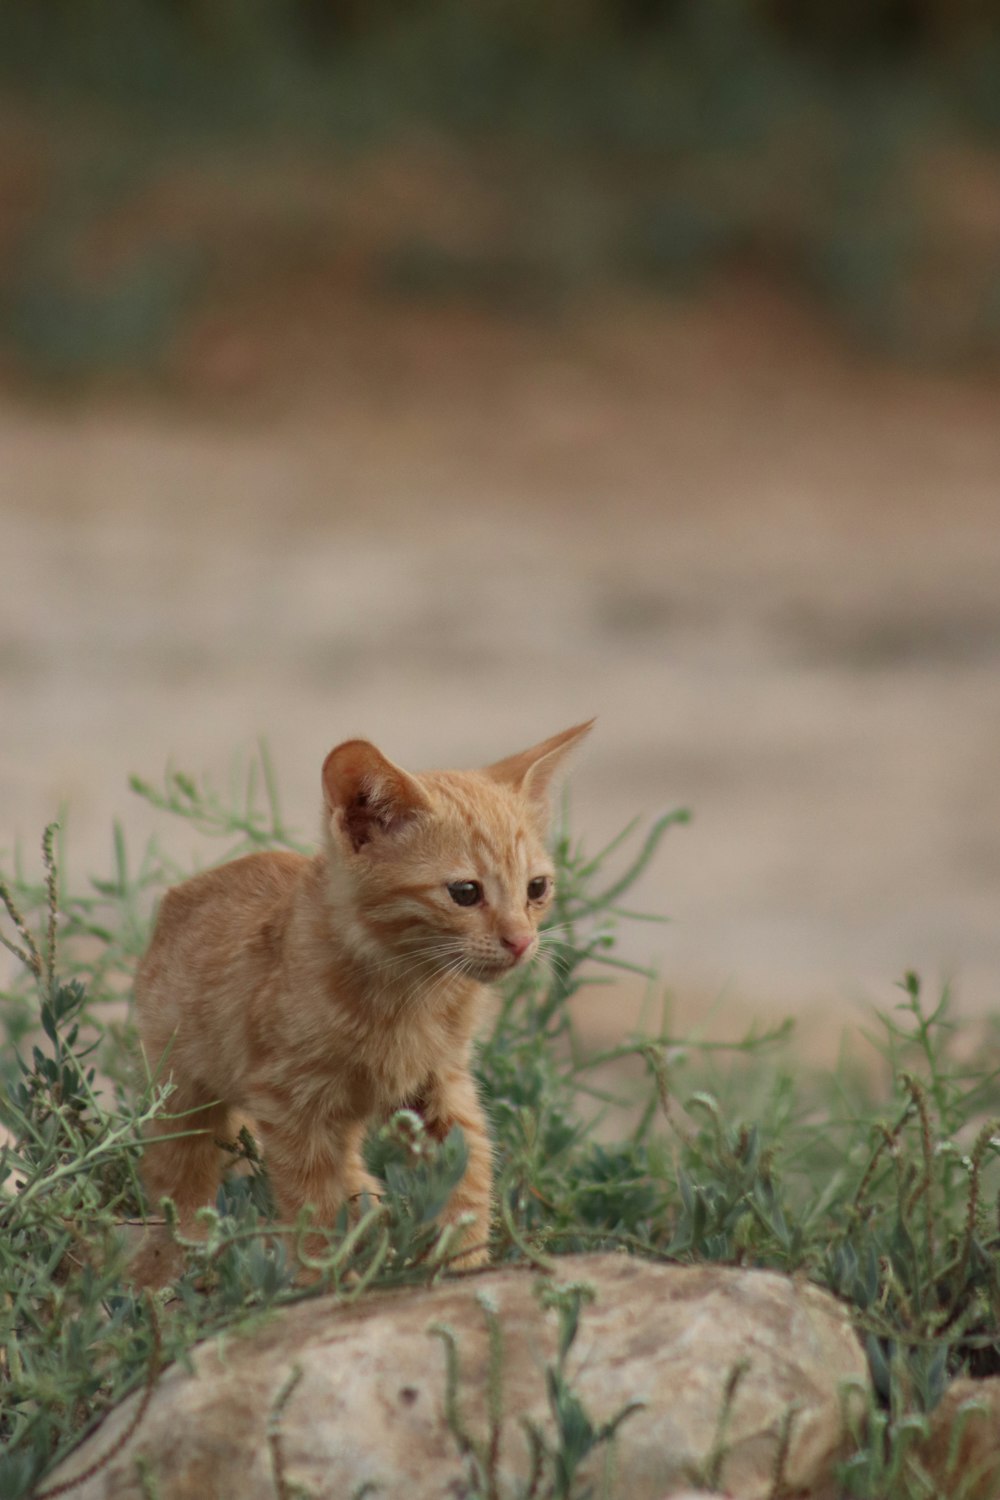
[
  {"x1": 267, "y1": 1364, "x2": 304, "y2": 1500},
  {"x1": 901, "y1": 1074, "x2": 935, "y2": 1266},
  {"x1": 43, "y1": 821, "x2": 60, "y2": 994},
  {"x1": 768, "y1": 1402, "x2": 801, "y2": 1500},
  {"x1": 703, "y1": 1357, "x2": 750, "y2": 1491},
  {"x1": 0, "y1": 876, "x2": 43, "y2": 979}
]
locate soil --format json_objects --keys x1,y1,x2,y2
[{"x1": 2, "y1": 275, "x2": 999, "y2": 1063}]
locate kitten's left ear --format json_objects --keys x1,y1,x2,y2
[{"x1": 483, "y1": 719, "x2": 594, "y2": 821}]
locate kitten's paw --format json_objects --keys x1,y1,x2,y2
[
  {"x1": 439, "y1": 1213, "x2": 491, "y2": 1269},
  {"x1": 347, "y1": 1170, "x2": 384, "y2": 1210},
  {"x1": 451, "y1": 1243, "x2": 491, "y2": 1269},
  {"x1": 127, "y1": 1226, "x2": 184, "y2": 1290}
]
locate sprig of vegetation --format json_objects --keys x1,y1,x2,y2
[
  {"x1": 432, "y1": 1280, "x2": 643, "y2": 1500},
  {"x1": 2, "y1": 748, "x2": 999, "y2": 1497}
]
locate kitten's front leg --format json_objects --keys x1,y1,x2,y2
[
  {"x1": 257, "y1": 1116, "x2": 375, "y2": 1278},
  {"x1": 414, "y1": 1068, "x2": 494, "y2": 1266}
]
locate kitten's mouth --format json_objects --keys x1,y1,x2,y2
[
  {"x1": 425, "y1": 947, "x2": 535, "y2": 983},
  {"x1": 465, "y1": 961, "x2": 509, "y2": 982},
  {"x1": 484, "y1": 950, "x2": 536, "y2": 980}
]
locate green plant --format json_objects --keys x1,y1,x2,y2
[
  {"x1": 2, "y1": 748, "x2": 1000, "y2": 1498},
  {"x1": 0, "y1": 831, "x2": 163, "y2": 1500},
  {"x1": 431, "y1": 1279, "x2": 643, "y2": 1499}
]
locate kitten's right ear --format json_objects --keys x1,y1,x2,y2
[
  {"x1": 484, "y1": 719, "x2": 594, "y2": 821},
  {"x1": 322, "y1": 740, "x2": 430, "y2": 853}
]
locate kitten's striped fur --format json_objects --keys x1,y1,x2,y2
[{"x1": 130, "y1": 722, "x2": 592, "y2": 1285}]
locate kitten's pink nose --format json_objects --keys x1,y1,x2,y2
[{"x1": 501, "y1": 931, "x2": 534, "y2": 961}]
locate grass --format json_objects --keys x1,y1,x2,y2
[{"x1": 1, "y1": 748, "x2": 1000, "y2": 1497}]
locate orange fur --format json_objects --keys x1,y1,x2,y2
[{"x1": 130, "y1": 722, "x2": 592, "y2": 1286}]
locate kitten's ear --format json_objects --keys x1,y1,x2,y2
[
  {"x1": 322, "y1": 740, "x2": 431, "y2": 853},
  {"x1": 483, "y1": 719, "x2": 594, "y2": 820}
]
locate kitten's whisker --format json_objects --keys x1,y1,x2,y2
[
  {"x1": 379, "y1": 938, "x2": 468, "y2": 979},
  {"x1": 537, "y1": 951, "x2": 571, "y2": 978},
  {"x1": 367, "y1": 949, "x2": 453, "y2": 1010},
  {"x1": 399, "y1": 953, "x2": 469, "y2": 1011},
  {"x1": 536, "y1": 939, "x2": 574, "y2": 974},
  {"x1": 533, "y1": 952, "x2": 565, "y2": 985},
  {"x1": 390, "y1": 942, "x2": 470, "y2": 999}
]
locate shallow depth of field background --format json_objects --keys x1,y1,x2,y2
[{"x1": 1, "y1": 1, "x2": 999, "y2": 1056}]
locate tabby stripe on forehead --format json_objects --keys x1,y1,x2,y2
[
  {"x1": 437, "y1": 782, "x2": 507, "y2": 836},
  {"x1": 432, "y1": 780, "x2": 529, "y2": 865},
  {"x1": 465, "y1": 828, "x2": 526, "y2": 867}
]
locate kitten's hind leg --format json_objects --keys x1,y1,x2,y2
[{"x1": 129, "y1": 1091, "x2": 235, "y2": 1288}]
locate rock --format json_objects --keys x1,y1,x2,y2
[
  {"x1": 44, "y1": 1253, "x2": 868, "y2": 1500},
  {"x1": 916, "y1": 1377, "x2": 1000, "y2": 1500}
]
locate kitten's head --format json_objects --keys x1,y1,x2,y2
[{"x1": 321, "y1": 722, "x2": 593, "y2": 983}]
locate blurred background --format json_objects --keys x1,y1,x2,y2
[{"x1": 2, "y1": 0, "x2": 1000, "y2": 1056}]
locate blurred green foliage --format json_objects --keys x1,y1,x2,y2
[
  {"x1": 1, "y1": 0, "x2": 1000, "y2": 377},
  {"x1": 2, "y1": 0, "x2": 998, "y2": 132}
]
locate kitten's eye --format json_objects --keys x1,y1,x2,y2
[
  {"x1": 527, "y1": 876, "x2": 550, "y2": 902},
  {"x1": 448, "y1": 881, "x2": 483, "y2": 908}
]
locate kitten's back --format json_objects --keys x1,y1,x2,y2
[{"x1": 135, "y1": 850, "x2": 310, "y2": 1068}]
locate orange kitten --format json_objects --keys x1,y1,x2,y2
[{"x1": 131, "y1": 722, "x2": 592, "y2": 1285}]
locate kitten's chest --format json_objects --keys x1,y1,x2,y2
[
  {"x1": 328, "y1": 967, "x2": 478, "y2": 1106},
  {"x1": 256, "y1": 945, "x2": 480, "y2": 1121},
  {"x1": 268, "y1": 997, "x2": 471, "y2": 1123},
  {"x1": 354, "y1": 1011, "x2": 461, "y2": 1110}
]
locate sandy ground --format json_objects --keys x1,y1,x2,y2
[{"x1": 2, "y1": 282, "x2": 999, "y2": 1060}]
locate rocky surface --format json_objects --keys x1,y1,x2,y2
[
  {"x1": 45, "y1": 1253, "x2": 869, "y2": 1500},
  {"x1": 917, "y1": 1377, "x2": 1000, "y2": 1500}
]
